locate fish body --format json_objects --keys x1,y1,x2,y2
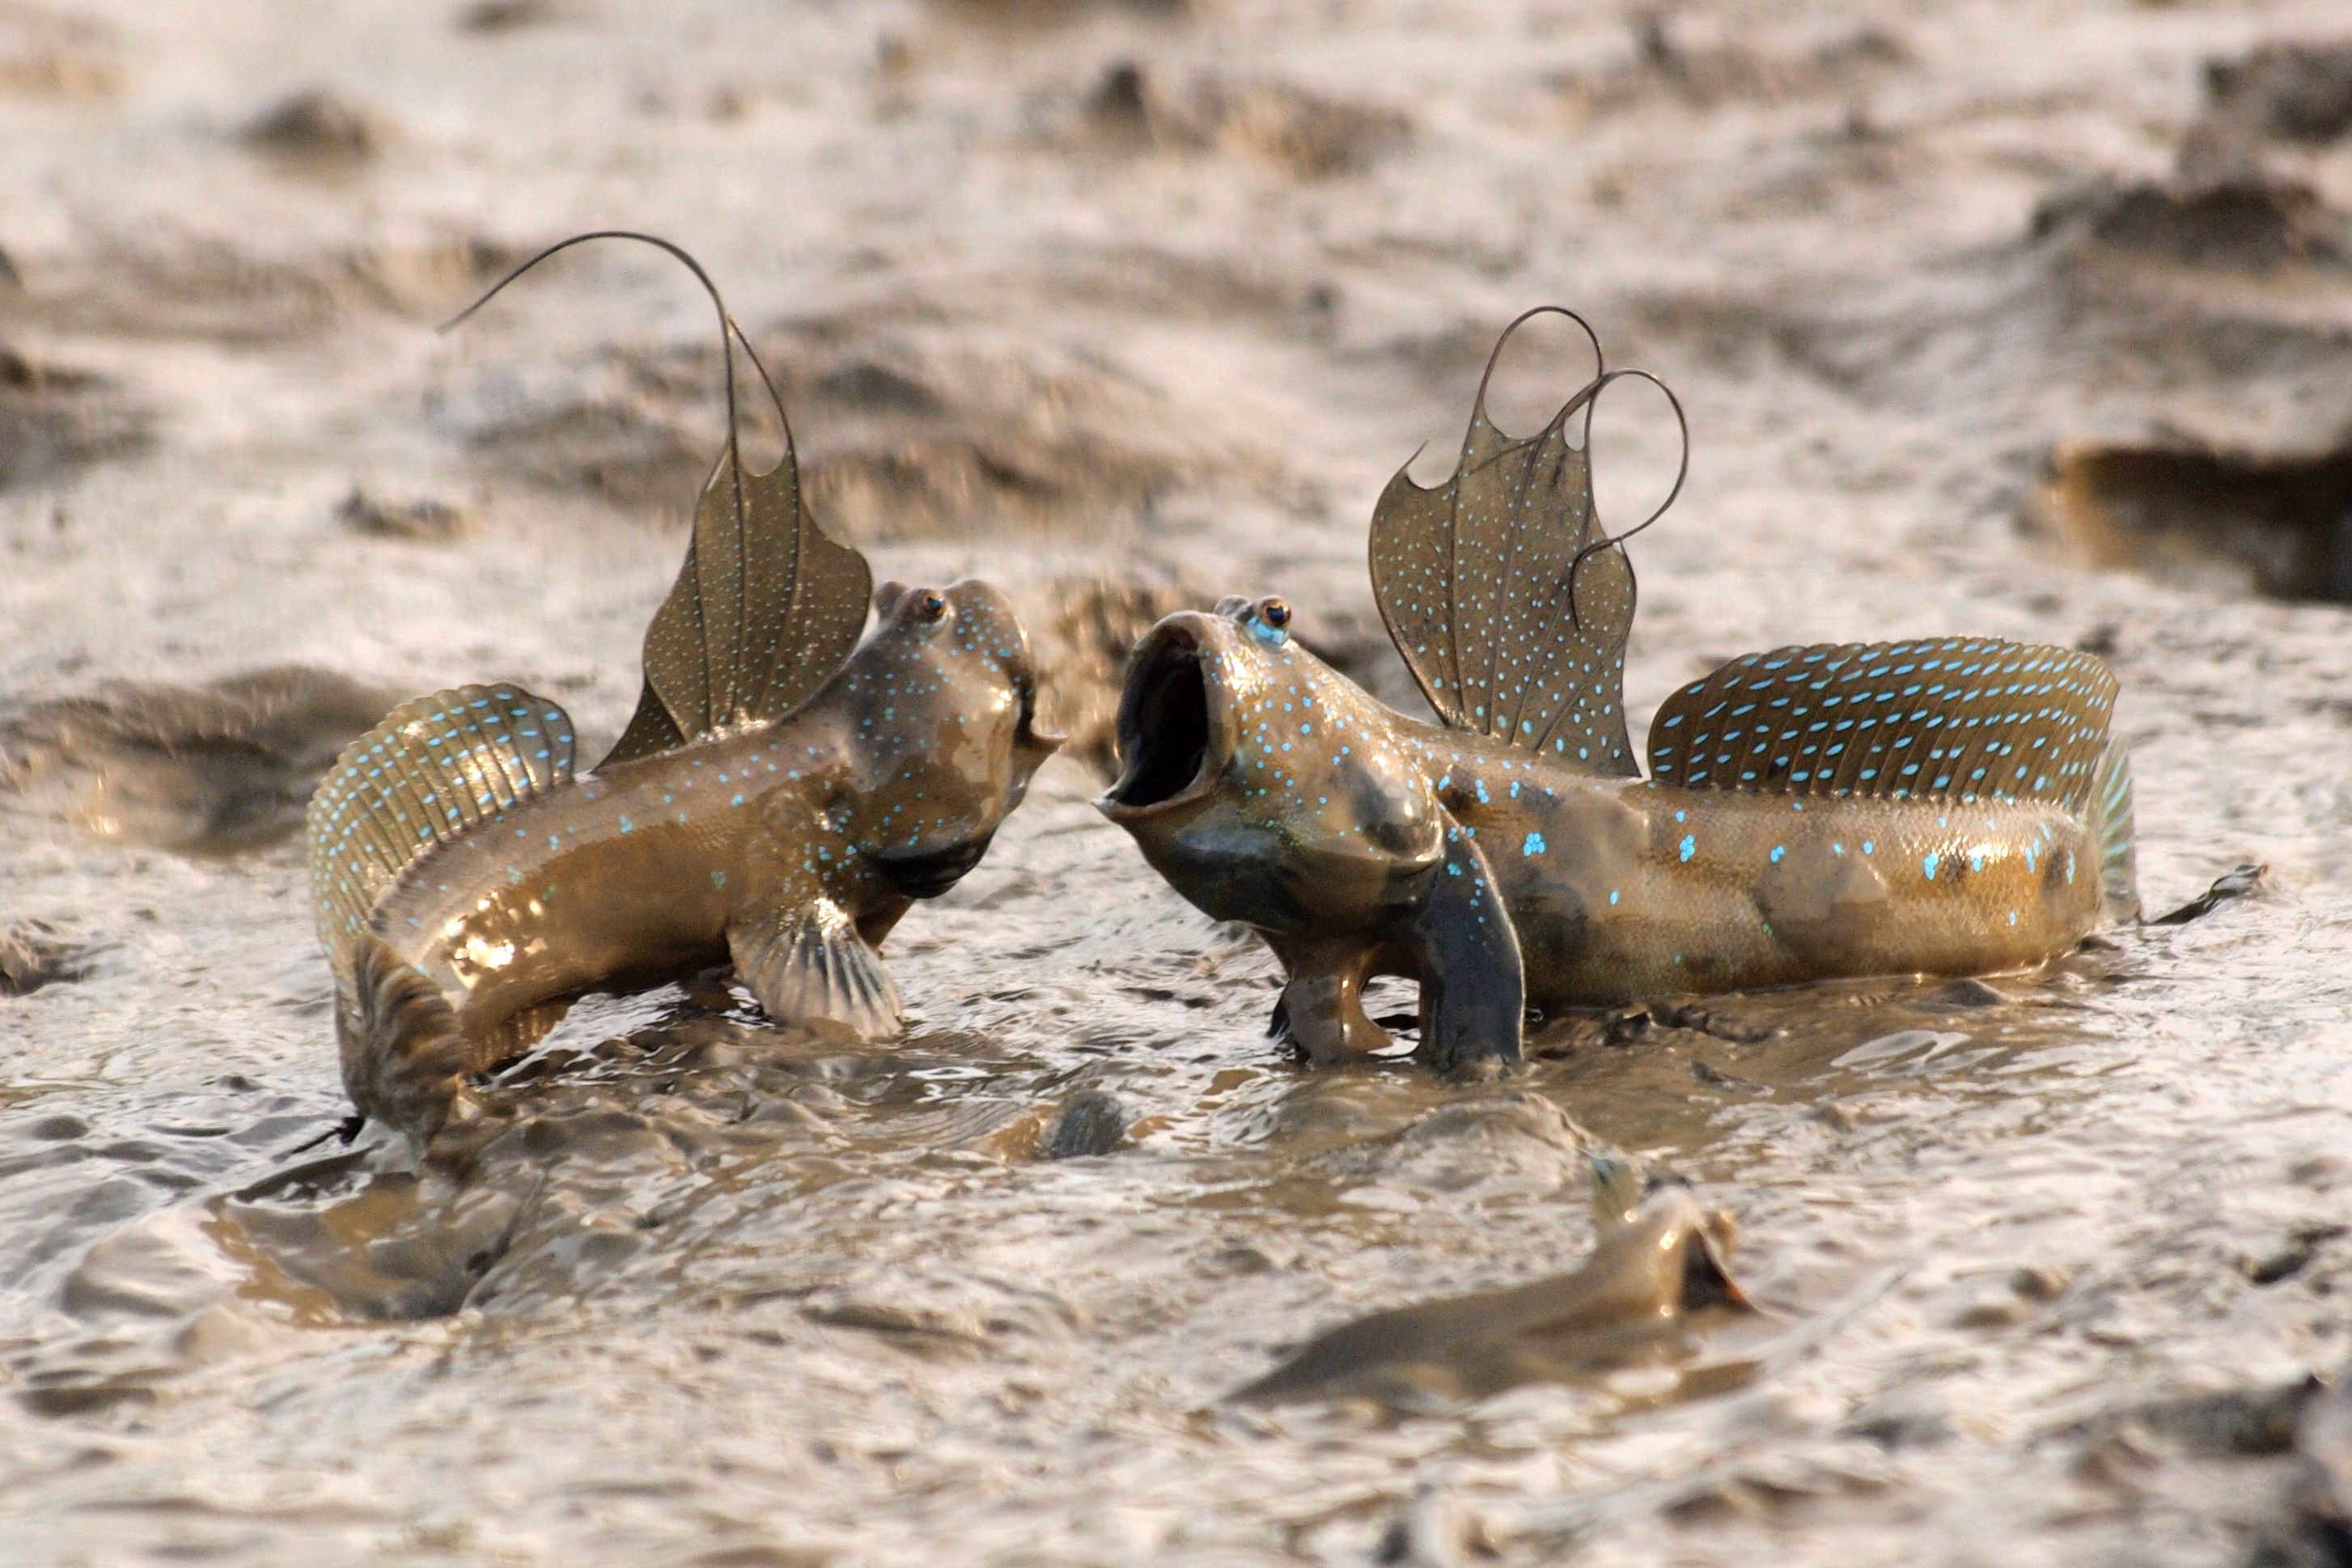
[
  {"x1": 306, "y1": 244, "x2": 1062, "y2": 1144},
  {"x1": 343, "y1": 580, "x2": 1049, "y2": 1037},
  {"x1": 313, "y1": 575, "x2": 1057, "y2": 1142},
  {"x1": 1098, "y1": 313, "x2": 2138, "y2": 1070},
  {"x1": 1237, "y1": 1169, "x2": 1749, "y2": 1405}
]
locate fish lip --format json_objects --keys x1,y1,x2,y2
[
  {"x1": 1096, "y1": 614, "x2": 1228, "y2": 824},
  {"x1": 867, "y1": 836, "x2": 994, "y2": 899}
]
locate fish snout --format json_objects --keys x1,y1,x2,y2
[{"x1": 1098, "y1": 612, "x2": 1232, "y2": 824}]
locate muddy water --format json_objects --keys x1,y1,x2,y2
[{"x1": 5, "y1": 0, "x2": 2352, "y2": 1563}]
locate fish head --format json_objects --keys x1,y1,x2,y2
[
  {"x1": 1095, "y1": 595, "x2": 1445, "y2": 934},
  {"x1": 841, "y1": 578, "x2": 1062, "y2": 899}
]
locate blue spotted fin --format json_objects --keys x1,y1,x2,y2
[
  {"x1": 307, "y1": 684, "x2": 577, "y2": 977},
  {"x1": 1371, "y1": 313, "x2": 1670, "y2": 773},
  {"x1": 1646, "y1": 638, "x2": 2121, "y2": 812},
  {"x1": 604, "y1": 439, "x2": 872, "y2": 766}
]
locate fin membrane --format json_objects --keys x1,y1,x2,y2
[
  {"x1": 307, "y1": 684, "x2": 577, "y2": 976},
  {"x1": 1646, "y1": 638, "x2": 2119, "y2": 811},
  {"x1": 2088, "y1": 736, "x2": 2139, "y2": 920},
  {"x1": 729, "y1": 896, "x2": 904, "y2": 1040},
  {"x1": 1369, "y1": 322, "x2": 1641, "y2": 773},
  {"x1": 604, "y1": 442, "x2": 871, "y2": 766}
]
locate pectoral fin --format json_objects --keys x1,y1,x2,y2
[
  {"x1": 729, "y1": 896, "x2": 904, "y2": 1040},
  {"x1": 1410, "y1": 815, "x2": 1525, "y2": 1074}
]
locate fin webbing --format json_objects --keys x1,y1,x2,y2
[
  {"x1": 604, "y1": 440, "x2": 871, "y2": 766},
  {"x1": 1369, "y1": 311, "x2": 1686, "y2": 773},
  {"x1": 306, "y1": 684, "x2": 577, "y2": 973},
  {"x1": 439, "y1": 229, "x2": 874, "y2": 769},
  {"x1": 2089, "y1": 737, "x2": 2141, "y2": 921},
  {"x1": 728, "y1": 896, "x2": 903, "y2": 1040},
  {"x1": 1646, "y1": 638, "x2": 2119, "y2": 810}
]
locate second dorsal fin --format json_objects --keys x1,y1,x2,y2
[
  {"x1": 442, "y1": 231, "x2": 873, "y2": 770},
  {"x1": 1368, "y1": 309, "x2": 1685, "y2": 774},
  {"x1": 1646, "y1": 638, "x2": 2121, "y2": 810}
]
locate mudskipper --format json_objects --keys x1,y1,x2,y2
[
  {"x1": 1098, "y1": 311, "x2": 2138, "y2": 1071},
  {"x1": 307, "y1": 235, "x2": 1062, "y2": 1143}
]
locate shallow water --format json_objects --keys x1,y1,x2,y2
[{"x1": 5, "y1": 1, "x2": 2352, "y2": 1563}]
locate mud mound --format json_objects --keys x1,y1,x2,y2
[
  {"x1": 244, "y1": 88, "x2": 388, "y2": 167},
  {"x1": 2035, "y1": 176, "x2": 2350, "y2": 272},
  {"x1": 2205, "y1": 40, "x2": 2352, "y2": 146},
  {"x1": 0, "y1": 345, "x2": 149, "y2": 489},
  {"x1": 1555, "y1": 13, "x2": 1908, "y2": 118},
  {"x1": 2, "y1": 237, "x2": 522, "y2": 344},
  {"x1": 0, "y1": 666, "x2": 401, "y2": 852},
  {"x1": 1080, "y1": 63, "x2": 1408, "y2": 178},
  {"x1": 463, "y1": 328, "x2": 1292, "y2": 535},
  {"x1": 2028, "y1": 439, "x2": 2352, "y2": 603}
]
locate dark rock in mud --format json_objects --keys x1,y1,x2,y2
[
  {"x1": 2206, "y1": 41, "x2": 2352, "y2": 146},
  {"x1": 458, "y1": 0, "x2": 567, "y2": 32},
  {"x1": 0, "y1": 666, "x2": 402, "y2": 851},
  {"x1": 1077, "y1": 66, "x2": 1408, "y2": 178},
  {"x1": 335, "y1": 485, "x2": 475, "y2": 542},
  {"x1": 0, "y1": 922, "x2": 81, "y2": 996},
  {"x1": 0, "y1": 345, "x2": 150, "y2": 489},
  {"x1": 2032, "y1": 439, "x2": 2352, "y2": 604},
  {"x1": 2033, "y1": 176, "x2": 2350, "y2": 271},
  {"x1": 1040, "y1": 1090, "x2": 1129, "y2": 1159},
  {"x1": 244, "y1": 88, "x2": 387, "y2": 164}
]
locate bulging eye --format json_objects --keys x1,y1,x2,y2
[
  {"x1": 914, "y1": 588, "x2": 948, "y2": 622},
  {"x1": 1256, "y1": 596, "x2": 1291, "y2": 629}
]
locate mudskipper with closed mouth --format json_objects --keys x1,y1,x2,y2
[
  {"x1": 307, "y1": 234, "x2": 1062, "y2": 1145},
  {"x1": 1097, "y1": 311, "x2": 2138, "y2": 1072}
]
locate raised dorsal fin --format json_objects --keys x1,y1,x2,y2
[
  {"x1": 602, "y1": 434, "x2": 871, "y2": 766},
  {"x1": 1369, "y1": 309, "x2": 1686, "y2": 774},
  {"x1": 307, "y1": 683, "x2": 578, "y2": 980},
  {"x1": 1646, "y1": 638, "x2": 2120, "y2": 809},
  {"x1": 440, "y1": 231, "x2": 872, "y2": 770}
]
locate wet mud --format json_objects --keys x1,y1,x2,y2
[{"x1": 3, "y1": 2, "x2": 2352, "y2": 1565}]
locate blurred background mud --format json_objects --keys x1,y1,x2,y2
[{"x1": 2, "y1": 1, "x2": 2351, "y2": 1564}]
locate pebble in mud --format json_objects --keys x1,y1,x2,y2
[
  {"x1": 243, "y1": 88, "x2": 388, "y2": 164},
  {"x1": 1040, "y1": 1089, "x2": 1129, "y2": 1159}
]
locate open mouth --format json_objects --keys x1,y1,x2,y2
[{"x1": 1101, "y1": 623, "x2": 1217, "y2": 818}]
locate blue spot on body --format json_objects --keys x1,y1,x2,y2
[
  {"x1": 1923, "y1": 852, "x2": 1939, "y2": 879},
  {"x1": 1522, "y1": 832, "x2": 1546, "y2": 857},
  {"x1": 1769, "y1": 845, "x2": 1785, "y2": 863},
  {"x1": 619, "y1": 816, "x2": 634, "y2": 834},
  {"x1": 1679, "y1": 834, "x2": 1695, "y2": 862}
]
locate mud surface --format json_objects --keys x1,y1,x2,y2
[{"x1": 3, "y1": 2, "x2": 2352, "y2": 1564}]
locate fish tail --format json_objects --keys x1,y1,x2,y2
[
  {"x1": 2088, "y1": 736, "x2": 2140, "y2": 923},
  {"x1": 337, "y1": 932, "x2": 480, "y2": 1143}
]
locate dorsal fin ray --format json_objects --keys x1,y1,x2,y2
[
  {"x1": 442, "y1": 231, "x2": 872, "y2": 770},
  {"x1": 1646, "y1": 638, "x2": 2121, "y2": 810},
  {"x1": 306, "y1": 684, "x2": 578, "y2": 981},
  {"x1": 1369, "y1": 308, "x2": 1687, "y2": 773}
]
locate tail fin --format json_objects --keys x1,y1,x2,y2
[
  {"x1": 338, "y1": 932, "x2": 477, "y2": 1142},
  {"x1": 304, "y1": 683, "x2": 577, "y2": 979},
  {"x1": 2088, "y1": 736, "x2": 2140, "y2": 923}
]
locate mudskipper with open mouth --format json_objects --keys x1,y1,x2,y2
[
  {"x1": 307, "y1": 235, "x2": 1062, "y2": 1144},
  {"x1": 1098, "y1": 311, "x2": 2138, "y2": 1072}
]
